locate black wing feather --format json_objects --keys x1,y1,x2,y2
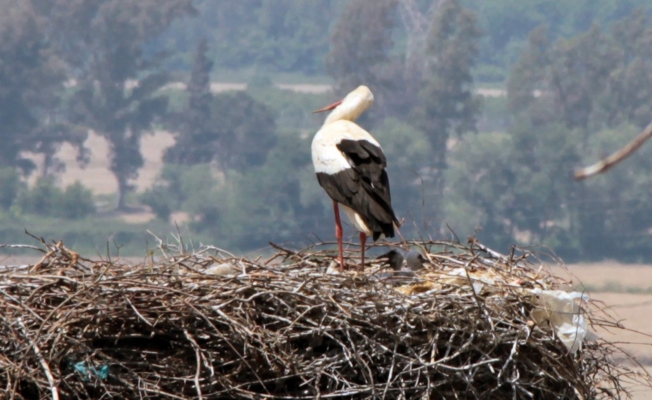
[{"x1": 317, "y1": 139, "x2": 398, "y2": 241}]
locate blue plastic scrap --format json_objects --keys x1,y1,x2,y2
[{"x1": 73, "y1": 361, "x2": 110, "y2": 381}]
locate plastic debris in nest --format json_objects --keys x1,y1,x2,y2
[
  {"x1": 391, "y1": 244, "x2": 596, "y2": 354},
  {"x1": 530, "y1": 289, "x2": 599, "y2": 354},
  {"x1": 72, "y1": 361, "x2": 110, "y2": 382}
]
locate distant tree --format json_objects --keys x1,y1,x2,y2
[
  {"x1": 34, "y1": 116, "x2": 90, "y2": 179},
  {"x1": 600, "y1": 10, "x2": 652, "y2": 129},
  {"x1": 209, "y1": 92, "x2": 277, "y2": 171},
  {"x1": 326, "y1": 0, "x2": 396, "y2": 98},
  {"x1": 158, "y1": 0, "x2": 346, "y2": 74},
  {"x1": 412, "y1": 0, "x2": 482, "y2": 225},
  {"x1": 17, "y1": 178, "x2": 95, "y2": 219},
  {"x1": 444, "y1": 132, "x2": 517, "y2": 246},
  {"x1": 62, "y1": 0, "x2": 195, "y2": 210},
  {"x1": 478, "y1": 9, "x2": 652, "y2": 259},
  {"x1": 164, "y1": 90, "x2": 277, "y2": 172},
  {"x1": 207, "y1": 133, "x2": 313, "y2": 249},
  {"x1": 56, "y1": 181, "x2": 96, "y2": 219},
  {"x1": 509, "y1": 25, "x2": 619, "y2": 134},
  {"x1": 18, "y1": 177, "x2": 59, "y2": 217},
  {"x1": 140, "y1": 164, "x2": 191, "y2": 222},
  {"x1": 462, "y1": 0, "x2": 652, "y2": 83},
  {"x1": 0, "y1": 0, "x2": 69, "y2": 174},
  {"x1": 255, "y1": 0, "x2": 347, "y2": 74},
  {"x1": 164, "y1": 40, "x2": 277, "y2": 171},
  {"x1": 164, "y1": 38, "x2": 214, "y2": 165},
  {"x1": 0, "y1": 168, "x2": 21, "y2": 210}
]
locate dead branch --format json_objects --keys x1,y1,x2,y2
[{"x1": 575, "y1": 121, "x2": 652, "y2": 180}]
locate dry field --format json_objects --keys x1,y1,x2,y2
[{"x1": 49, "y1": 130, "x2": 175, "y2": 196}]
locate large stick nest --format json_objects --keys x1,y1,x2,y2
[{"x1": 0, "y1": 237, "x2": 649, "y2": 399}]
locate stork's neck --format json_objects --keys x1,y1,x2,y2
[
  {"x1": 324, "y1": 104, "x2": 362, "y2": 125},
  {"x1": 323, "y1": 88, "x2": 373, "y2": 125}
]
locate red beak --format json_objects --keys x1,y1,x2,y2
[{"x1": 313, "y1": 99, "x2": 343, "y2": 113}]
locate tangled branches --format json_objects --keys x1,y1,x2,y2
[{"x1": 0, "y1": 237, "x2": 648, "y2": 399}]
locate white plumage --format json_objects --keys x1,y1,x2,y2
[{"x1": 311, "y1": 85, "x2": 398, "y2": 269}]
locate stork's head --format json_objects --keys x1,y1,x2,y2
[{"x1": 314, "y1": 85, "x2": 374, "y2": 124}]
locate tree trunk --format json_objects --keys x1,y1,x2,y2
[{"x1": 116, "y1": 173, "x2": 129, "y2": 211}]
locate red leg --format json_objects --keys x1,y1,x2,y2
[
  {"x1": 333, "y1": 201, "x2": 345, "y2": 270},
  {"x1": 360, "y1": 232, "x2": 367, "y2": 269}
]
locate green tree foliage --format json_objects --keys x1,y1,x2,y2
[
  {"x1": 209, "y1": 134, "x2": 309, "y2": 248},
  {"x1": 0, "y1": 1, "x2": 68, "y2": 174},
  {"x1": 445, "y1": 132, "x2": 517, "y2": 245},
  {"x1": 17, "y1": 178, "x2": 95, "y2": 220},
  {"x1": 601, "y1": 12, "x2": 652, "y2": 129},
  {"x1": 508, "y1": 25, "x2": 619, "y2": 132},
  {"x1": 465, "y1": 0, "x2": 652, "y2": 82},
  {"x1": 61, "y1": 0, "x2": 195, "y2": 210},
  {"x1": 148, "y1": 0, "x2": 652, "y2": 82},
  {"x1": 413, "y1": 0, "x2": 481, "y2": 219},
  {"x1": 575, "y1": 126, "x2": 652, "y2": 257},
  {"x1": 57, "y1": 182, "x2": 97, "y2": 219},
  {"x1": 164, "y1": 38, "x2": 214, "y2": 165},
  {"x1": 140, "y1": 164, "x2": 212, "y2": 222},
  {"x1": 446, "y1": 10, "x2": 652, "y2": 260},
  {"x1": 141, "y1": 164, "x2": 219, "y2": 224},
  {"x1": 148, "y1": 131, "x2": 313, "y2": 250},
  {"x1": 164, "y1": 40, "x2": 278, "y2": 171},
  {"x1": 165, "y1": 88, "x2": 277, "y2": 171},
  {"x1": 210, "y1": 92, "x2": 277, "y2": 171},
  {"x1": 326, "y1": 0, "x2": 396, "y2": 99},
  {"x1": 159, "y1": 0, "x2": 346, "y2": 74},
  {"x1": 0, "y1": 168, "x2": 22, "y2": 210}
]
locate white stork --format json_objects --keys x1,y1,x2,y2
[{"x1": 312, "y1": 85, "x2": 399, "y2": 269}]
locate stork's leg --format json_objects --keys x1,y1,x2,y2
[
  {"x1": 360, "y1": 232, "x2": 367, "y2": 269},
  {"x1": 333, "y1": 201, "x2": 345, "y2": 270}
]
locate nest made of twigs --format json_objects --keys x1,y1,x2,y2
[{"x1": 0, "y1": 237, "x2": 649, "y2": 399}]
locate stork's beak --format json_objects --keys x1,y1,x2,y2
[{"x1": 313, "y1": 99, "x2": 343, "y2": 113}]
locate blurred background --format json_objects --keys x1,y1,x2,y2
[{"x1": 1, "y1": 0, "x2": 652, "y2": 261}]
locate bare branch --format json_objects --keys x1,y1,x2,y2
[{"x1": 575, "y1": 121, "x2": 652, "y2": 180}]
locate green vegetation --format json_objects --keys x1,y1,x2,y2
[
  {"x1": 2, "y1": 0, "x2": 652, "y2": 260},
  {"x1": 154, "y1": 0, "x2": 652, "y2": 84},
  {"x1": 16, "y1": 179, "x2": 95, "y2": 220},
  {"x1": 0, "y1": 213, "x2": 189, "y2": 257}
]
